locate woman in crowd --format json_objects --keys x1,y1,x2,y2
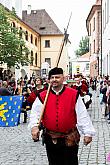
[{"x1": 27, "y1": 77, "x2": 47, "y2": 108}]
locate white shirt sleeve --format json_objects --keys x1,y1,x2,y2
[
  {"x1": 28, "y1": 97, "x2": 42, "y2": 129},
  {"x1": 76, "y1": 95, "x2": 96, "y2": 137}
]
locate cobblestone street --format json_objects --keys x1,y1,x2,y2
[{"x1": 0, "y1": 90, "x2": 110, "y2": 165}]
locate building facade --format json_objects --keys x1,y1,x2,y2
[
  {"x1": 102, "y1": 0, "x2": 110, "y2": 76},
  {"x1": 0, "y1": 4, "x2": 69, "y2": 80},
  {"x1": 0, "y1": 3, "x2": 40, "y2": 80},
  {"x1": 86, "y1": 0, "x2": 101, "y2": 78},
  {"x1": 71, "y1": 52, "x2": 90, "y2": 78},
  {"x1": 22, "y1": 9, "x2": 69, "y2": 77}
]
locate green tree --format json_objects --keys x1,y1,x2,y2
[
  {"x1": 75, "y1": 36, "x2": 89, "y2": 57},
  {"x1": 0, "y1": 5, "x2": 30, "y2": 68}
]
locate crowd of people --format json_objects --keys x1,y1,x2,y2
[
  {"x1": 0, "y1": 72, "x2": 93, "y2": 124},
  {"x1": 1, "y1": 72, "x2": 110, "y2": 125},
  {"x1": 1, "y1": 68, "x2": 110, "y2": 164},
  {"x1": 95, "y1": 75, "x2": 110, "y2": 123}
]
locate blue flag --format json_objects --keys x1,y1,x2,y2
[{"x1": 0, "y1": 96, "x2": 23, "y2": 127}]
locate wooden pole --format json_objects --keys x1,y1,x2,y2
[
  {"x1": 38, "y1": 83, "x2": 51, "y2": 126},
  {"x1": 38, "y1": 12, "x2": 72, "y2": 126},
  {"x1": 56, "y1": 12, "x2": 72, "y2": 67}
]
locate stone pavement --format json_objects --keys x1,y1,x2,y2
[{"x1": 0, "y1": 90, "x2": 110, "y2": 165}]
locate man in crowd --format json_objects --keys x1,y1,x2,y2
[
  {"x1": 28, "y1": 67, "x2": 95, "y2": 165},
  {"x1": 0, "y1": 81, "x2": 12, "y2": 96}
]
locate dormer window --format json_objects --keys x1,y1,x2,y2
[{"x1": 39, "y1": 27, "x2": 45, "y2": 30}]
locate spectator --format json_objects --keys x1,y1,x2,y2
[{"x1": 0, "y1": 81, "x2": 12, "y2": 96}]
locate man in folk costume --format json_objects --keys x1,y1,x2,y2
[
  {"x1": 73, "y1": 77, "x2": 88, "y2": 97},
  {"x1": 28, "y1": 67, "x2": 95, "y2": 165}
]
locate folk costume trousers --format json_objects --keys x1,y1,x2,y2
[{"x1": 45, "y1": 134, "x2": 79, "y2": 165}]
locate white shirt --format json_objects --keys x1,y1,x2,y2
[{"x1": 28, "y1": 95, "x2": 95, "y2": 137}]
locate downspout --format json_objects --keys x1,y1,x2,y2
[{"x1": 40, "y1": 35, "x2": 41, "y2": 76}]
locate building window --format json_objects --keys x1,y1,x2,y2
[
  {"x1": 20, "y1": 46, "x2": 22, "y2": 54},
  {"x1": 95, "y1": 63, "x2": 97, "y2": 69},
  {"x1": 97, "y1": 12, "x2": 100, "y2": 33},
  {"x1": 31, "y1": 51, "x2": 33, "y2": 65},
  {"x1": 103, "y1": 9, "x2": 104, "y2": 32},
  {"x1": 93, "y1": 40, "x2": 95, "y2": 53},
  {"x1": 93, "y1": 17, "x2": 95, "y2": 31},
  {"x1": 25, "y1": 31, "x2": 28, "y2": 41},
  {"x1": 19, "y1": 27, "x2": 22, "y2": 38},
  {"x1": 12, "y1": 22, "x2": 16, "y2": 27},
  {"x1": 86, "y1": 63, "x2": 89, "y2": 70},
  {"x1": 105, "y1": 2, "x2": 107, "y2": 26},
  {"x1": 45, "y1": 40, "x2": 50, "y2": 48},
  {"x1": 35, "y1": 38, "x2": 37, "y2": 46},
  {"x1": 45, "y1": 58, "x2": 51, "y2": 67},
  {"x1": 89, "y1": 23, "x2": 91, "y2": 36},
  {"x1": 26, "y1": 52, "x2": 28, "y2": 59},
  {"x1": 90, "y1": 43, "x2": 91, "y2": 54},
  {"x1": 35, "y1": 52, "x2": 37, "y2": 66},
  {"x1": 31, "y1": 34, "x2": 33, "y2": 44},
  {"x1": 76, "y1": 68, "x2": 80, "y2": 73},
  {"x1": 107, "y1": 0, "x2": 109, "y2": 23}
]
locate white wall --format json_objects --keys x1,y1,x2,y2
[
  {"x1": 102, "y1": 0, "x2": 110, "y2": 76},
  {"x1": 72, "y1": 59, "x2": 90, "y2": 78}
]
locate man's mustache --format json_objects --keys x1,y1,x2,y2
[{"x1": 52, "y1": 81, "x2": 58, "y2": 83}]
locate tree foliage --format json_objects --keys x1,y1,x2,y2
[
  {"x1": 0, "y1": 5, "x2": 30, "y2": 68},
  {"x1": 75, "y1": 36, "x2": 89, "y2": 57}
]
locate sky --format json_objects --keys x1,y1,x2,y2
[{"x1": 22, "y1": 0, "x2": 96, "y2": 58}]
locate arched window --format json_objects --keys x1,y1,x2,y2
[
  {"x1": 31, "y1": 34, "x2": 33, "y2": 43},
  {"x1": 26, "y1": 52, "x2": 28, "y2": 59},
  {"x1": 31, "y1": 51, "x2": 33, "y2": 65},
  {"x1": 12, "y1": 22, "x2": 16, "y2": 27},
  {"x1": 25, "y1": 31, "x2": 28, "y2": 41},
  {"x1": 35, "y1": 52, "x2": 37, "y2": 66},
  {"x1": 35, "y1": 38, "x2": 37, "y2": 46},
  {"x1": 93, "y1": 40, "x2": 95, "y2": 53},
  {"x1": 19, "y1": 27, "x2": 22, "y2": 38}
]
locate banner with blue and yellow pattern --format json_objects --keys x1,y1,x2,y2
[{"x1": 0, "y1": 96, "x2": 23, "y2": 127}]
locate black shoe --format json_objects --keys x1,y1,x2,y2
[
  {"x1": 33, "y1": 138, "x2": 39, "y2": 142},
  {"x1": 23, "y1": 121, "x2": 27, "y2": 123},
  {"x1": 105, "y1": 114, "x2": 108, "y2": 117}
]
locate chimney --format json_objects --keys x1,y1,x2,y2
[
  {"x1": 27, "y1": 5, "x2": 31, "y2": 14},
  {"x1": 96, "y1": 0, "x2": 101, "y2": 5}
]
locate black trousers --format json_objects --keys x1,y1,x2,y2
[{"x1": 45, "y1": 134, "x2": 79, "y2": 165}]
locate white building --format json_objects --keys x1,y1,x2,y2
[
  {"x1": 0, "y1": 0, "x2": 22, "y2": 18},
  {"x1": 71, "y1": 52, "x2": 90, "y2": 78},
  {"x1": 102, "y1": 0, "x2": 110, "y2": 76}
]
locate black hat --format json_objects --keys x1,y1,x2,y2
[{"x1": 48, "y1": 67, "x2": 63, "y2": 80}]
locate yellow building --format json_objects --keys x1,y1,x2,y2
[
  {"x1": 0, "y1": 4, "x2": 69, "y2": 80},
  {"x1": 22, "y1": 9, "x2": 69, "y2": 77},
  {"x1": 0, "y1": 3, "x2": 41, "y2": 80}
]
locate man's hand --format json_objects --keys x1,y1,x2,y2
[
  {"x1": 84, "y1": 136, "x2": 92, "y2": 145},
  {"x1": 31, "y1": 126, "x2": 40, "y2": 141}
]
